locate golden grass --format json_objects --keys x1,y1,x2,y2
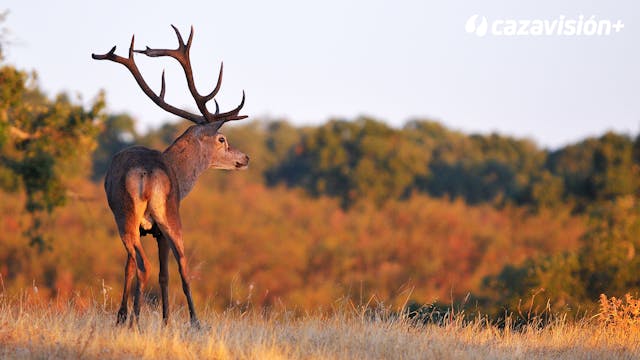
[
  {"x1": 599, "y1": 293, "x2": 640, "y2": 327},
  {"x1": 1, "y1": 293, "x2": 639, "y2": 359}
]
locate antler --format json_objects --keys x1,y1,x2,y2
[{"x1": 92, "y1": 25, "x2": 247, "y2": 128}]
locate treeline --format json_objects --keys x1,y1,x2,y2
[
  {"x1": 94, "y1": 115, "x2": 640, "y2": 213},
  {"x1": 86, "y1": 114, "x2": 640, "y2": 314}
]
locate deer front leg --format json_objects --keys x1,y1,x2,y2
[
  {"x1": 171, "y1": 242, "x2": 199, "y2": 328},
  {"x1": 156, "y1": 223, "x2": 199, "y2": 327},
  {"x1": 153, "y1": 200, "x2": 200, "y2": 328}
]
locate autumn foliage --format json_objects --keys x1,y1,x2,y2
[{"x1": 0, "y1": 172, "x2": 586, "y2": 313}]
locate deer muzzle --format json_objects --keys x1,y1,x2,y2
[{"x1": 235, "y1": 155, "x2": 249, "y2": 169}]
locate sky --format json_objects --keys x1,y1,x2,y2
[{"x1": 2, "y1": 0, "x2": 639, "y2": 148}]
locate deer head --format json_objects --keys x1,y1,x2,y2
[{"x1": 172, "y1": 126, "x2": 250, "y2": 171}]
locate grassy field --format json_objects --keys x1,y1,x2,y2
[{"x1": 1, "y1": 293, "x2": 638, "y2": 359}]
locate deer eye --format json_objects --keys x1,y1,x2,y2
[{"x1": 218, "y1": 137, "x2": 226, "y2": 144}]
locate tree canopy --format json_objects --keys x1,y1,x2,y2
[{"x1": 0, "y1": 45, "x2": 105, "y2": 249}]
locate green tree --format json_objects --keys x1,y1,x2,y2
[
  {"x1": 521, "y1": 170, "x2": 565, "y2": 209},
  {"x1": 578, "y1": 196, "x2": 640, "y2": 298},
  {"x1": 590, "y1": 133, "x2": 638, "y2": 200},
  {"x1": 410, "y1": 123, "x2": 547, "y2": 206},
  {"x1": 0, "y1": 38, "x2": 105, "y2": 248},
  {"x1": 546, "y1": 132, "x2": 638, "y2": 207},
  {"x1": 268, "y1": 117, "x2": 430, "y2": 207},
  {"x1": 225, "y1": 119, "x2": 302, "y2": 178}
]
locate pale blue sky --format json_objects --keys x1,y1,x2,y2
[{"x1": 3, "y1": 0, "x2": 639, "y2": 148}]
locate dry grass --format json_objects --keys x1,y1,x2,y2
[
  {"x1": 599, "y1": 293, "x2": 640, "y2": 327},
  {"x1": 0, "y1": 293, "x2": 639, "y2": 360}
]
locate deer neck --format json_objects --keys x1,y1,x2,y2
[{"x1": 162, "y1": 134, "x2": 210, "y2": 201}]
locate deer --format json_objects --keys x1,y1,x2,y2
[{"x1": 92, "y1": 25, "x2": 249, "y2": 328}]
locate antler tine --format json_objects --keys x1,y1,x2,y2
[
  {"x1": 128, "y1": 35, "x2": 135, "y2": 58},
  {"x1": 214, "y1": 91, "x2": 248, "y2": 121},
  {"x1": 208, "y1": 95, "x2": 247, "y2": 133},
  {"x1": 168, "y1": 24, "x2": 194, "y2": 50},
  {"x1": 159, "y1": 70, "x2": 166, "y2": 100},
  {"x1": 186, "y1": 26, "x2": 194, "y2": 50},
  {"x1": 91, "y1": 45, "x2": 117, "y2": 60},
  {"x1": 170, "y1": 24, "x2": 186, "y2": 49},
  {"x1": 203, "y1": 62, "x2": 224, "y2": 102}
]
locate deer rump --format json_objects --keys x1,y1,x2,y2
[{"x1": 104, "y1": 146, "x2": 179, "y2": 239}]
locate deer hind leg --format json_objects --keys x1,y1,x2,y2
[
  {"x1": 117, "y1": 234, "x2": 138, "y2": 325},
  {"x1": 131, "y1": 240, "x2": 151, "y2": 327},
  {"x1": 115, "y1": 195, "x2": 148, "y2": 326}
]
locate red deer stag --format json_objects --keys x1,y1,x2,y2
[{"x1": 92, "y1": 25, "x2": 249, "y2": 327}]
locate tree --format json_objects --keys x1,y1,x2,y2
[
  {"x1": 578, "y1": 196, "x2": 640, "y2": 299},
  {"x1": 546, "y1": 132, "x2": 639, "y2": 207},
  {"x1": 268, "y1": 117, "x2": 430, "y2": 208},
  {"x1": 589, "y1": 133, "x2": 638, "y2": 200},
  {"x1": 411, "y1": 124, "x2": 547, "y2": 206}
]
